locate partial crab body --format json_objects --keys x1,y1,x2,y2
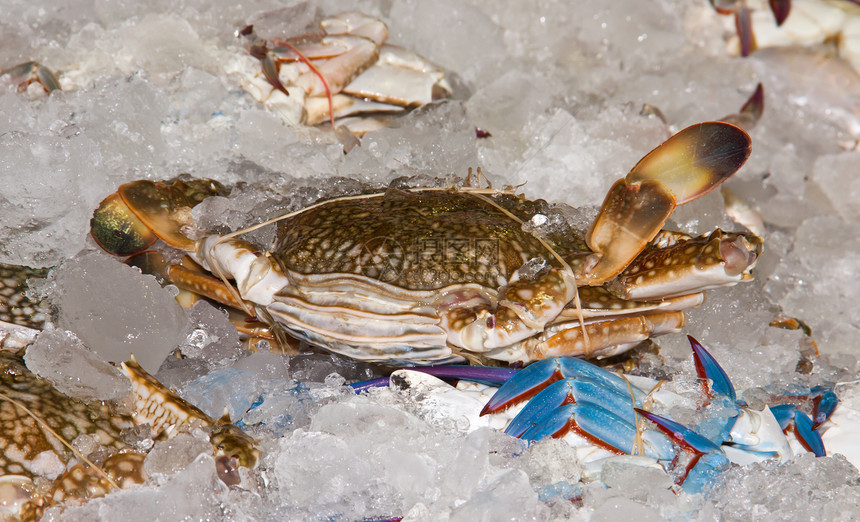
[
  {"x1": 717, "y1": 0, "x2": 860, "y2": 73},
  {"x1": 3, "y1": 12, "x2": 449, "y2": 135},
  {"x1": 241, "y1": 11, "x2": 451, "y2": 131},
  {"x1": 0, "y1": 341, "x2": 144, "y2": 520},
  {"x1": 375, "y1": 337, "x2": 841, "y2": 493},
  {"x1": 93, "y1": 122, "x2": 761, "y2": 366},
  {"x1": 0, "y1": 315, "x2": 260, "y2": 519}
]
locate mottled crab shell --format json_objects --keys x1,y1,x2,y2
[{"x1": 272, "y1": 188, "x2": 568, "y2": 290}]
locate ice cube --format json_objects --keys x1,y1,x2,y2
[
  {"x1": 48, "y1": 252, "x2": 188, "y2": 373},
  {"x1": 143, "y1": 431, "x2": 212, "y2": 476},
  {"x1": 24, "y1": 327, "x2": 131, "y2": 401}
]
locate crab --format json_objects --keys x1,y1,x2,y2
[
  {"x1": 91, "y1": 121, "x2": 761, "y2": 367},
  {"x1": 711, "y1": 0, "x2": 860, "y2": 72},
  {"x1": 0, "y1": 276, "x2": 259, "y2": 520},
  {"x1": 1, "y1": 11, "x2": 450, "y2": 136},
  {"x1": 237, "y1": 10, "x2": 452, "y2": 134},
  {"x1": 362, "y1": 336, "x2": 839, "y2": 495}
]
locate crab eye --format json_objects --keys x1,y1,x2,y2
[{"x1": 90, "y1": 193, "x2": 157, "y2": 256}]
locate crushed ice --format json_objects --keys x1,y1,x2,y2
[{"x1": 1, "y1": 0, "x2": 859, "y2": 519}]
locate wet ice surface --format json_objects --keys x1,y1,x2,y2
[{"x1": 2, "y1": 0, "x2": 860, "y2": 519}]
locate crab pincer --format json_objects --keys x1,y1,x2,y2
[{"x1": 581, "y1": 122, "x2": 752, "y2": 285}]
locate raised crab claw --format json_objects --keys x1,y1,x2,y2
[{"x1": 91, "y1": 121, "x2": 761, "y2": 366}]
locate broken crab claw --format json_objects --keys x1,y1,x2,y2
[
  {"x1": 634, "y1": 336, "x2": 836, "y2": 491},
  {"x1": 240, "y1": 11, "x2": 452, "y2": 133},
  {"x1": 0, "y1": 61, "x2": 61, "y2": 96}
]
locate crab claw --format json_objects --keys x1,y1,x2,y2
[
  {"x1": 758, "y1": 403, "x2": 827, "y2": 457},
  {"x1": 811, "y1": 386, "x2": 839, "y2": 428},
  {"x1": 480, "y1": 356, "x2": 642, "y2": 415},
  {"x1": 689, "y1": 335, "x2": 736, "y2": 402},
  {"x1": 582, "y1": 122, "x2": 752, "y2": 284},
  {"x1": 721, "y1": 83, "x2": 764, "y2": 131},
  {"x1": 91, "y1": 179, "x2": 227, "y2": 257},
  {"x1": 793, "y1": 409, "x2": 826, "y2": 457},
  {"x1": 635, "y1": 408, "x2": 722, "y2": 455},
  {"x1": 769, "y1": 403, "x2": 796, "y2": 430}
]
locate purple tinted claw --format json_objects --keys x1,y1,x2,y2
[
  {"x1": 481, "y1": 357, "x2": 639, "y2": 415},
  {"x1": 689, "y1": 336, "x2": 736, "y2": 403},
  {"x1": 635, "y1": 408, "x2": 722, "y2": 455},
  {"x1": 793, "y1": 409, "x2": 826, "y2": 457},
  {"x1": 350, "y1": 365, "x2": 517, "y2": 394}
]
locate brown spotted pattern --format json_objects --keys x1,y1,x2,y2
[
  {"x1": 0, "y1": 351, "x2": 132, "y2": 480},
  {"x1": 0, "y1": 264, "x2": 50, "y2": 330},
  {"x1": 274, "y1": 189, "x2": 574, "y2": 290}
]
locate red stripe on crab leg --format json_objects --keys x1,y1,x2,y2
[
  {"x1": 481, "y1": 357, "x2": 643, "y2": 416},
  {"x1": 272, "y1": 40, "x2": 337, "y2": 130}
]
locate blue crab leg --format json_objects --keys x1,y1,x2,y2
[
  {"x1": 504, "y1": 378, "x2": 639, "y2": 437},
  {"x1": 521, "y1": 402, "x2": 674, "y2": 460},
  {"x1": 634, "y1": 408, "x2": 722, "y2": 455},
  {"x1": 689, "y1": 335, "x2": 736, "y2": 402},
  {"x1": 769, "y1": 403, "x2": 796, "y2": 430},
  {"x1": 480, "y1": 357, "x2": 644, "y2": 415},
  {"x1": 811, "y1": 386, "x2": 839, "y2": 428},
  {"x1": 753, "y1": 403, "x2": 827, "y2": 457},
  {"x1": 793, "y1": 409, "x2": 826, "y2": 457}
]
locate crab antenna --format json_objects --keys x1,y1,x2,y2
[
  {"x1": 274, "y1": 40, "x2": 337, "y2": 130},
  {"x1": 0, "y1": 391, "x2": 120, "y2": 490}
]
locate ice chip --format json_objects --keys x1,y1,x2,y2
[
  {"x1": 144, "y1": 431, "x2": 213, "y2": 476},
  {"x1": 24, "y1": 327, "x2": 131, "y2": 401},
  {"x1": 49, "y1": 252, "x2": 188, "y2": 373}
]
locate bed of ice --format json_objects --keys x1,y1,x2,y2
[{"x1": 2, "y1": 0, "x2": 860, "y2": 519}]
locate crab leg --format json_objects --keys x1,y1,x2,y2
[
  {"x1": 529, "y1": 311, "x2": 685, "y2": 359},
  {"x1": 607, "y1": 230, "x2": 762, "y2": 301},
  {"x1": 1, "y1": 61, "x2": 61, "y2": 93},
  {"x1": 480, "y1": 356, "x2": 644, "y2": 414},
  {"x1": 581, "y1": 122, "x2": 752, "y2": 285},
  {"x1": 520, "y1": 402, "x2": 674, "y2": 460},
  {"x1": 767, "y1": 405, "x2": 827, "y2": 458},
  {"x1": 504, "y1": 377, "x2": 640, "y2": 437},
  {"x1": 689, "y1": 334, "x2": 737, "y2": 401},
  {"x1": 792, "y1": 409, "x2": 826, "y2": 457},
  {"x1": 810, "y1": 385, "x2": 839, "y2": 428}
]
